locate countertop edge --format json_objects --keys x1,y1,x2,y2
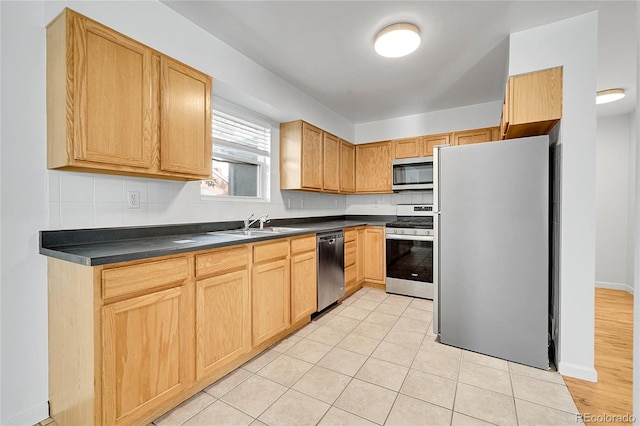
[{"x1": 40, "y1": 219, "x2": 389, "y2": 266}]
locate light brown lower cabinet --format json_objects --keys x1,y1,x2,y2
[
  {"x1": 290, "y1": 235, "x2": 317, "y2": 323},
  {"x1": 102, "y1": 286, "x2": 191, "y2": 425},
  {"x1": 196, "y1": 269, "x2": 251, "y2": 380},
  {"x1": 363, "y1": 226, "x2": 386, "y2": 286},
  {"x1": 47, "y1": 235, "x2": 317, "y2": 426}
]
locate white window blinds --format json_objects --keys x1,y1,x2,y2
[{"x1": 212, "y1": 110, "x2": 271, "y2": 156}]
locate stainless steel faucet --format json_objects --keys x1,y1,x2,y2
[{"x1": 243, "y1": 213, "x2": 270, "y2": 230}]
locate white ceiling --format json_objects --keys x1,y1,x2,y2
[{"x1": 162, "y1": 1, "x2": 637, "y2": 123}]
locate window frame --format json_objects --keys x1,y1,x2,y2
[{"x1": 200, "y1": 99, "x2": 273, "y2": 202}]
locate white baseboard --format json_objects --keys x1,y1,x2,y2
[
  {"x1": 3, "y1": 401, "x2": 49, "y2": 426},
  {"x1": 558, "y1": 361, "x2": 598, "y2": 382},
  {"x1": 595, "y1": 281, "x2": 634, "y2": 294}
]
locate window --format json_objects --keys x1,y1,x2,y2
[{"x1": 201, "y1": 108, "x2": 271, "y2": 200}]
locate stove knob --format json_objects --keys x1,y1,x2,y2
[
  {"x1": 393, "y1": 229, "x2": 398, "y2": 234},
  {"x1": 413, "y1": 230, "x2": 418, "y2": 235}
]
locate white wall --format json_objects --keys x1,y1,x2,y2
[
  {"x1": 0, "y1": 1, "x2": 3, "y2": 422},
  {"x1": 595, "y1": 113, "x2": 635, "y2": 293},
  {"x1": 0, "y1": 2, "x2": 50, "y2": 424},
  {"x1": 509, "y1": 12, "x2": 598, "y2": 381},
  {"x1": 633, "y1": 3, "x2": 639, "y2": 417},
  {"x1": 628, "y1": 114, "x2": 637, "y2": 292},
  {"x1": 354, "y1": 101, "x2": 502, "y2": 144}
]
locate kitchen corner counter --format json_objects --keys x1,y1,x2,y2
[{"x1": 40, "y1": 216, "x2": 392, "y2": 266}]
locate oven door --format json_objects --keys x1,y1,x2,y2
[{"x1": 385, "y1": 234, "x2": 434, "y2": 299}]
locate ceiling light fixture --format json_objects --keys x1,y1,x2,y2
[
  {"x1": 374, "y1": 23, "x2": 421, "y2": 58},
  {"x1": 596, "y1": 88, "x2": 625, "y2": 104}
]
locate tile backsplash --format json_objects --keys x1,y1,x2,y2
[
  {"x1": 48, "y1": 170, "x2": 433, "y2": 230},
  {"x1": 47, "y1": 171, "x2": 347, "y2": 230}
]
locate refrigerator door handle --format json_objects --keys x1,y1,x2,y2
[
  {"x1": 432, "y1": 145, "x2": 443, "y2": 335},
  {"x1": 433, "y1": 211, "x2": 440, "y2": 335}
]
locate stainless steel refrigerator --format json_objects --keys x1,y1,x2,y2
[{"x1": 433, "y1": 135, "x2": 549, "y2": 370}]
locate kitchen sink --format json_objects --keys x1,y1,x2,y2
[
  {"x1": 209, "y1": 226, "x2": 306, "y2": 238},
  {"x1": 262, "y1": 226, "x2": 306, "y2": 233},
  {"x1": 213, "y1": 229, "x2": 278, "y2": 237}
]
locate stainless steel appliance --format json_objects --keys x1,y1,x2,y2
[
  {"x1": 385, "y1": 204, "x2": 434, "y2": 299},
  {"x1": 392, "y1": 157, "x2": 434, "y2": 191},
  {"x1": 433, "y1": 136, "x2": 549, "y2": 369},
  {"x1": 316, "y1": 231, "x2": 345, "y2": 311}
]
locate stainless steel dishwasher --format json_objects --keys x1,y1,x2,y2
[{"x1": 316, "y1": 231, "x2": 345, "y2": 312}]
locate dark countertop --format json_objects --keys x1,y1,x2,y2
[{"x1": 40, "y1": 216, "x2": 392, "y2": 266}]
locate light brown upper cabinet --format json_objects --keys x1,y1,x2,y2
[
  {"x1": 340, "y1": 140, "x2": 356, "y2": 193},
  {"x1": 356, "y1": 141, "x2": 392, "y2": 193},
  {"x1": 323, "y1": 132, "x2": 341, "y2": 192},
  {"x1": 393, "y1": 137, "x2": 422, "y2": 159},
  {"x1": 451, "y1": 127, "x2": 500, "y2": 146},
  {"x1": 46, "y1": 9, "x2": 212, "y2": 180},
  {"x1": 501, "y1": 66, "x2": 562, "y2": 139},
  {"x1": 280, "y1": 120, "x2": 323, "y2": 191},
  {"x1": 280, "y1": 120, "x2": 354, "y2": 193},
  {"x1": 422, "y1": 133, "x2": 450, "y2": 156}
]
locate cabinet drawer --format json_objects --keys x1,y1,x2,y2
[
  {"x1": 196, "y1": 246, "x2": 249, "y2": 277},
  {"x1": 291, "y1": 235, "x2": 316, "y2": 254},
  {"x1": 102, "y1": 257, "x2": 188, "y2": 299},
  {"x1": 345, "y1": 264, "x2": 356, "y2": 286},
  {"x1": 345, "y1": 241, "x2": 356, "y2": 266},
  {"x1": 253, "y1": 240, "x2": 289, "y2": 263},
  {"x1": 344, "y1": 228, "x2": 357, "y2": 243}
]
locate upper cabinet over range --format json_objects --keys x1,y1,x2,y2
[{"x1": 46, "y1": 8, "x2": 213, "y2": 181}]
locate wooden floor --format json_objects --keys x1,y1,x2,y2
[{"x1": 563, "y1": 288, "x2": 633, "y2": 423}]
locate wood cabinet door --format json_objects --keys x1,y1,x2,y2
[
  {"x1": 356, "y1": 142, "x2": 392, "y2": 193},
  {"x1": 73, "y1": 16, "x2": 153, "y2": 169},
  {"x1": 509, "y1": 66, "x2": 562, "y2": 126},
  {"x1": 422, "y1": 134, "x2": 450, "y2": 156},
  {"x1": 301, "y1": 122, "x2": 323, "y2": 189},
  {"x1": 196, "y1": 270, "x2": 250, "y2": 380},
  {"x1": 393, "y1": 137, "x2": 422, "y2": 159},
  {"x1": 323, "y1": 133, "x2": 340, "y2": 191},
  {"x1": 363, "y1": 227, "x2": 385, "y2": 282},
  {"x1": 102, "y1": 287, "x2": 188, "y2": 425},
  {"x1": 291, "y1": 251, "x2": 317, "y2": 324},
  {"x1": 340, "y1": 141, "x2": 356, "y2": 193},
  {"x1": 160, "y1": 57, "x2": 212, "y2": 178},
  {"x1": 252, "y1": 259, "x2": 290, "y2": 346},
  {"x1": 356, "y1": 228, "x2": 365, "y2": 283},
  {"x1": 452, "y1": 128, "x2": 493, "y2": 146}
]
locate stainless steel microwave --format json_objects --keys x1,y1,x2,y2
[{"x1": 392, "y1": 156, "x2": 434, "y2": 191}]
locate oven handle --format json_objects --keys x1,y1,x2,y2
[{"x1": 385, "y1": 234, "x2": 434, "y2": 242}]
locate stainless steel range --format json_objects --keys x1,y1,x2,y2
[{"x1": 385, "y1": 204, "x2": 434, "y2": 299}]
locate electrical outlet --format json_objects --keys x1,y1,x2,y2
[
  {"x1": 300, "y1": 199, "x2": 304, "y2": 209},
  {"x1": 127, "y1": 191, "x2": 140, "y2": 209},
  {"x1": 374, "y1": 200, "x2": 379, "y2": 208},
  {"x1": 335, "y1": 199, "x2": 339, "y2": 207},
  {"x1": 287, "y1": 198, "x2": 291, "y2": 208}
]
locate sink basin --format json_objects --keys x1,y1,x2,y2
[
  {"x1": 209, "y1": 226, "x2": 306, "y2": 238},
  {"x1": 214, "y1": 229, "x2": 278, "y2": 237},
  {"x1": 263, "y1": 226, "x2": 306, "y2": 233}
]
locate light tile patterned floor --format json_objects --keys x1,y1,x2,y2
[
  {"x1": 150, "y1": 287, "x2": 580, "y2": 426},
  {"x1": 37, "y1": 287, "x2": 581, "y2": 426}
]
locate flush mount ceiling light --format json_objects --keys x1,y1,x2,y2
[
  {"x1": 596, "y1": 88, "x2": 625, "y2": 104},
  {"x1": 374, "y1": 23, "x2": 421, "y2": 58}
]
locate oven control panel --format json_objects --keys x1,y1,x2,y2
[{"x1": 385, "y1": 227, "x2": 434, "y2": 237}]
